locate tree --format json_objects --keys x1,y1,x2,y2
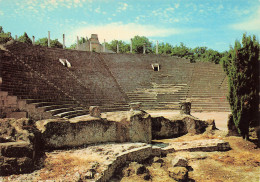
[
  {"x1": 35, "y1": 37, "x2": 62, "y2": 48},
  {"x1": 157, "y1": 42, "x2": 173, "y2": 55},
  {"x1": 193, "y1": 46, "x2": 224, "y2": 64},
  {"x1": 132, "y1": 35, "x2": 153, "y2": 54},
  {"x1": 0, "y1": 26, "x2": 12, "y2": 44},
  {"x1": 50, "y1": 39, "x2": 62, "y2": 48},
  {"x1": 18, "y1": 32, "x2": 32, "y2": 44},
  {"x1": 223, "y1": 33, "x2": 259, "y2": 140},
  {"x1": 106, "y1": 40, "x2": 130, "y2": 53},
  {"x1": 193, "y1": 46, "x2": 207, "y2": 60},
  {"x1": 35, "y1": 37, "x2": 48, "y2": 47},
  {"x1": 171, "y1": 42, "x2": 195, "y2": 62}
]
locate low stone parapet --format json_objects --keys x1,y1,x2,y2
[
  {"x1": 36, "y1": 110, "x2": 152, "y2": 149},
  {"x1": 96, "y1": 145, "x2": 153, "y2": 182}
]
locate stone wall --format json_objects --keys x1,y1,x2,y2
[
  {"x1": 0, "y1": 91, "x2": 55, "y2": 120},
  {"x1": 0, "y1": 118, "x2": 43, "y2": 176},
  {"x1": 151, "y1": 114, "x2": 213, "y2": 139},
  {"x1": 0, "y1": 91, "x2": 18, "y2": 118},
  {"x1": 36, "y1": 111, "x2": 152, "y2": 149},
  {"x1": 77, "y1": 34, "x2": 102, "y2": 52}
]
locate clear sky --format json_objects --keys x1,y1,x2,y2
[{"x1": 0, "y1": 0, "x2": 259, "y2": 52}]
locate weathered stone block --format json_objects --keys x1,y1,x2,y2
[
  {"x1": 6, "y1": 95, "x2": 18, "y2": 106},
  {"x1": 6, "y1": 112, "x2": 27, "y2": 119},
  {"x1": 16, "y1": 157, "x2": 34, "y2": 173},
  {"x1": 125, "y1": 146, "x2": 152, "y2": 162},
  {"x1": 151, "y1": 114, "x2": 209, "y2": 139},
  {"x1": 0, "y1": 141, "x2": 33, "y2": 158},
  {"x1": 151, "y1": 146, "x2": 162, "y2": 156},
  {"x1": 89, "y1": 106, "x2": 101, "y2": 118},
  {"x1": 153, "y1": 156, "x2": 164, "y2": 163},
  {"x1": 0, "y1": 91, "x2": 8, "y2": 98},
  {"x1": 36, "y1": 118, "x2": 117, "y2": 149},
  {"x1": 130, "y1": 102, "x2": 142, "y2": 111},
  {"x1": 36, "y1": 111, "x2": 152, "y2": 149},
  {"x1": 183, "y1": 117, "x2": 208, "y2": 135},
  {"x1": 180, "y1": 102, "x2": 191, "y2": 115},
  {"x1": 128, "y1": 110, "x2": 152, "y2": 143},
  {"x1": 151, "y1": 116, "x2": 185, "y2": 139},
  {"x1": 0, "y1": 157, "x2": 17, "y2": 176},
  {"x1": 0, "y1": 156, "x2": 33, "y2": 176},
  {"x1": 168, "y1": 167, "x2": 188, "y2": 181},
  {"x1": 171, "y1": 156, "x2": 188, "y2": 167},
  {"x1": 164, "y1": 139, "x2": 231, "y2": 152}
]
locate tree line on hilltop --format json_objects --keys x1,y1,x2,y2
[
  {"x1": 1, "y1": 26, "x2": 225, "y2": 64},
  {"x1": 73, "y1": 35, "x2": 225, "y2": 64},
  {"x1": 0, "y1": 26, "x2": 63, "y2": 48}
]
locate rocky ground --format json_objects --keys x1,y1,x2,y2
[
  {"x1": 0, "y1": 111, "x2": 259, "y2": 182},
  {"x1": 110, "y1": 130, "x2": 260, "y2": 182},
  {"x1": 1, "y1": 131, "x2": 259, "y2": 182}
]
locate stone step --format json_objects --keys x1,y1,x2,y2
[
  {"x1": 16, "y1": 95, "x2": 66, "y2": 100},
  {"x1": 26, "y1": 99, "x2": 77, "y2": 105},
  {"x1": 64, "y1": 112, "x2": 89, "y2": 119},
  {"x1": 46, "y1": 107, "x2": 81, "y2": 115},
  {"x1": 1, "y1": 81, "x2": 50, "y2": 87},
  {"x1": 0, "y1": 87, "x2": 57, "y2": 95},
  {"x1": 39, "y1": 104, "x2": 76, "y2": 111},
  {"x1": 54, "y1": 109, "x2": 87, "y2": 118}
]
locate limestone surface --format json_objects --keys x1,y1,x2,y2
[
  {"x1": 151, "y1": 114, "x2": 214, "y2": 139},
  {"x1": 163, "y1": 139, "x2": 231, "y2": 152},
  {"x1": 171, "y1": 156, "x2": 189, "y2": 167},
  {"x1": 36, "y1": 110, "x2": 152, "y2": 149}
]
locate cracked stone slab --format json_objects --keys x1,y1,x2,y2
[{"x1": 162, "y1": 139, "x2": 231, "y2": 153}]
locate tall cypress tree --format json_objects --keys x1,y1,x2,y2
[{"x1": 223, "y1": 33, "x2": 259, "y2": 139}]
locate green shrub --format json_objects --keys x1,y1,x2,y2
[{"x1": 0, "y1": 26, "x2": 12, "y2": 44}]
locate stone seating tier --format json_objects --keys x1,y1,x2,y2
[
  {"x1": 102, "y1": 53, "x2": 230, "y2": 112},
  {"x1": 0, "y1": 49, "x2": 87, "y2": 119},
  {"x1": 5, "y1": 42, "x2": 128, "y2": 105},
  {"x1": 2, "y1": 42, "x2": 130, "y2": 119},
  {"x1": 1, "y1": 41, "x2": 230, "y2": 120}
]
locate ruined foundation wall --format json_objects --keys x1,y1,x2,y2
[{"x1": 36, "y1": 111, "x2": 152, "y2": 149}]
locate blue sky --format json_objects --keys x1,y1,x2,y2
[{"x1": 0, "y1": 0, "x2": 259, "y2": 52}]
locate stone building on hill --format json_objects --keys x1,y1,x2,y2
[{"x1": 78, "y1": 34, "x2": 112, "y2": 53}]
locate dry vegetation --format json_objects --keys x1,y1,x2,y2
[{"x1": 39, "y1": 150, "x2": 104, "y2": 180}]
